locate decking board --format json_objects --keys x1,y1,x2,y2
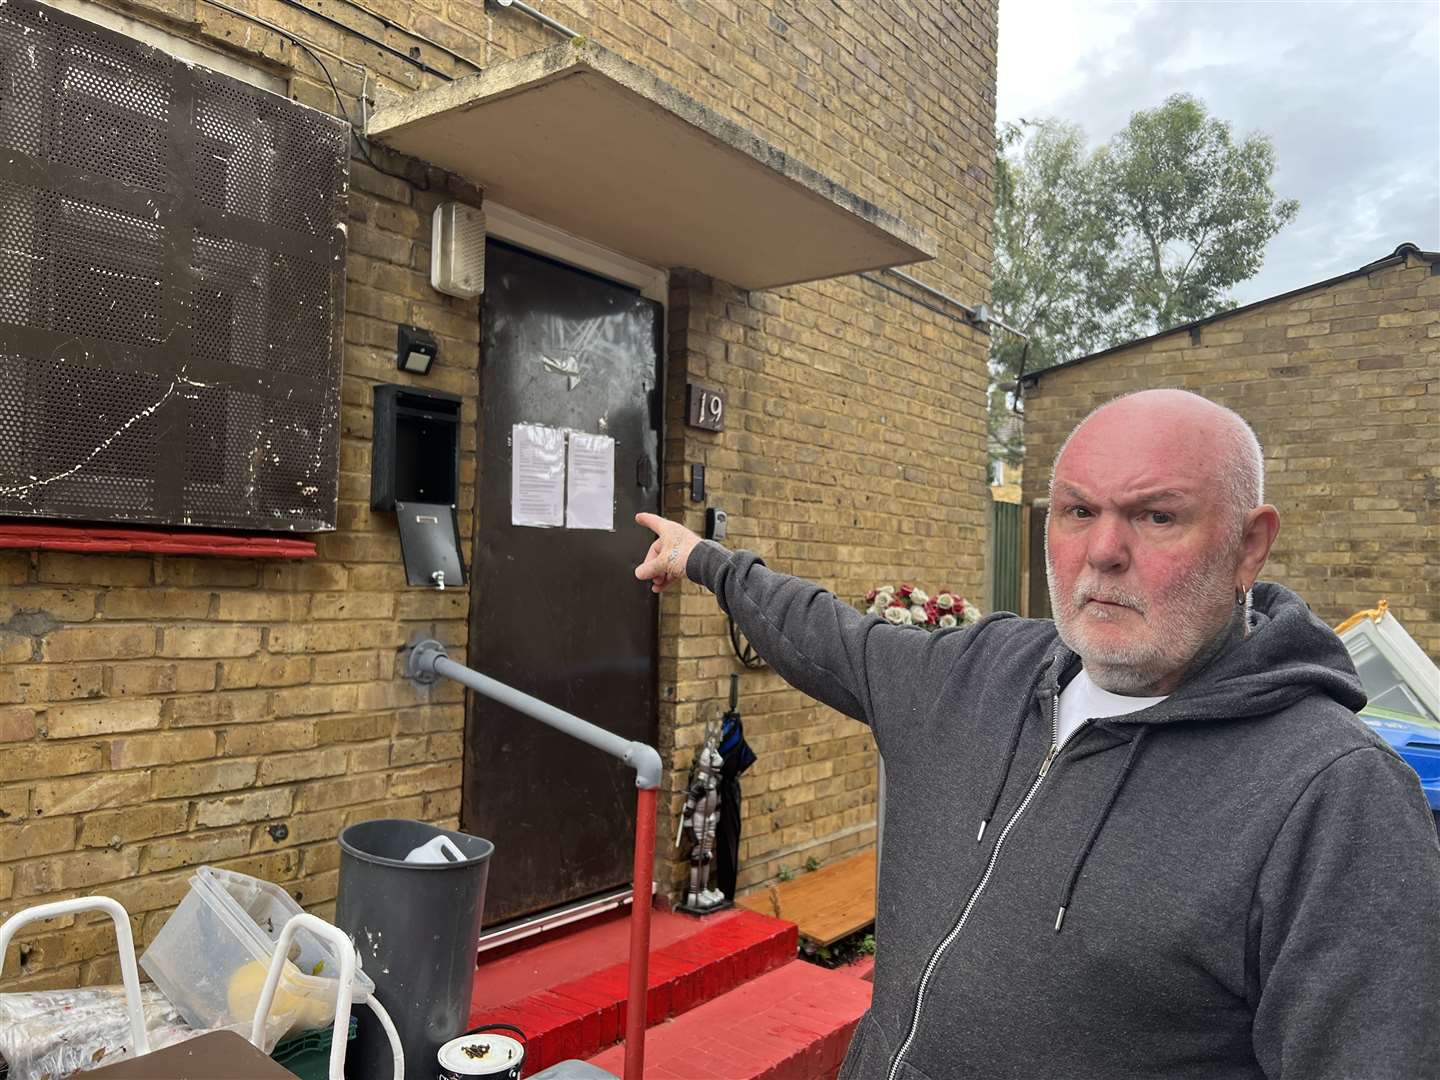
[{"x1": 736, "y1": 850, "x2": 876, "y2": 947}]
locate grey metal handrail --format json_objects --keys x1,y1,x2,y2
[{"x1": 406, "y1": 639, "x2": 662, "y2": 788}]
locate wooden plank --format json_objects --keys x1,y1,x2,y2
[{"x1": 737, "y1": 850, "x2": 876, "y2": 947}]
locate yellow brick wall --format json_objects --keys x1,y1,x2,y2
[
  {"x1": 1020, "y1": 251, "x2": 1439, "y2": 657},
  {"x1": 0, "y1": 0, "x2": 996, "y2": 984}
]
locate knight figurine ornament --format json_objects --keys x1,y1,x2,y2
[{"x1": 676, "y1": 725, "x2": 727, "y2": 912}]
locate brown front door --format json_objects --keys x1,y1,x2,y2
[{"x1": 466, "y1": 240, "x2": 661, "y2": 926}]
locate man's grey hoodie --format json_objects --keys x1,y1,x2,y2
[{"x1": 688, "y1": 542, "x2": 1440, "y2": 1080}]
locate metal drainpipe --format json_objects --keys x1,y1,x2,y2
[
  {"x1": 405, "y1": 639, "x2": 660, "y2": 1080},
  {"x1": 494, "y1": 0, "x2": 581, "y2": 40}
]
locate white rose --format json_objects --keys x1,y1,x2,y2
[
  {"x1": 910, "y1": 605, "x2": 930, "y2": 624},
  {"x1": 866, "y1": 605, "x2": 879, "y2": 616},
  {"x1": 963, "y1": 605, "x2": 981, "y2": 624},
  {"x1": 883, "y1": 606, "x2": 908, "y2": 625},
  {"x1": 910, "y1": 588, "x2": 929, "y2": 606},
  {"x1": 875, "y1": 587, "x2": 894, "y2": 603},
  {"x1": 938, "y1": 613, "x2": 958, "y2": 628},
  {"x1": 935, "y1": 593, "x2": 955, "y2": 611}
]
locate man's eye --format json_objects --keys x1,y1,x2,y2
[
  {"x1": 1147, "y1": 511, "x2": 1174, "y2": 525},
  {"x1": 1068, "y1": 506, "x2": 1092, "y2": 519}
]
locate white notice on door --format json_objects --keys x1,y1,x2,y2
[
  {"x1": 511, "y1": 423, "x2": 565, "y2": 527},
  {"x1": 566, "y1": 431, "x2": 616, "y2": 531}
]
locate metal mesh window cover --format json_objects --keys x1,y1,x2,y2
[{"x1": 0, "y1": 0, "x2": 348, "y2": 533}]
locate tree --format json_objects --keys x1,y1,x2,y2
[
  {"x1": 992, "y1": 120, "x2": 1134, "y2": 380},
  {"x1": 1094, "y1": 94, "x2": 1300, "y2": 333},
  {"x1": 988, "y1": 119, "x2": 1136, "y2": 471},
  {"x1": 988, "y1": 95, "x2": 1298, "y2": 474}
]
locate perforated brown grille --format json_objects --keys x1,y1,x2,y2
[{"x1": 0, "y1": 0, "x2": 347, "y2": 532}]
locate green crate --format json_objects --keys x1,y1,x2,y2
[{"x1": 271, "y1": 1017, "x2": 358, "y2": 1080}]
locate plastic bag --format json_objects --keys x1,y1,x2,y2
[{"x1": 0, "y1": 984, "x2": 198, "y2": 1080}]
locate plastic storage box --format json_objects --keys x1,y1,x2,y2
[{"x1": 140, "y1": 866, "x2": 374, "y2": 1052}]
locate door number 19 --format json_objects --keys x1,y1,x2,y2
[{"x1": 686, "y1": 383, "x2": 726, "y2": 431}]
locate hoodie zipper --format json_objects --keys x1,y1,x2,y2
[{"x1": 884, "y1": 697, "x2": 1087, "y2": 1080}]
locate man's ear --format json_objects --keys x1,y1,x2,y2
[{"x1": 1237, "y1": 505, "x2": 1280, "y2": 589}]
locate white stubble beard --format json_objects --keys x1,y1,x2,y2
[{"x1": 1046, "y1": 531, "x2": 1240, "y2": 695}]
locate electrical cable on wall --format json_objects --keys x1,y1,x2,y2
[
  {"x1": 861, "y1": 267, "x2": 1029, "y2": 341},
  {"x1": 198, "y1": 0, "x2": 426, "y2": 186},
  {"x1": 1010, "y1": 339, "x2": 1032, "y2": 414},
  {"x1": 322, "y1": 0, "x2": 483, "y2": 74},
  {"x1": 270, "y1": 0, "x2": 465, "y2": 80},
  {"x1": 860, "y1": 271, "x2": 968, "y2": 325}
]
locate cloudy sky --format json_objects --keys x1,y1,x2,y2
[{"x1": 996, "y1": 0, "x2": 1440, "y2": 304}]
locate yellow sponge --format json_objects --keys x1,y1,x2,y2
[{"x1": 227, "y1": 958, "x2": 334, "y2": 1033}]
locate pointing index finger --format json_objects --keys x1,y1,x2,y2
[{"x1": 635, "y1": 511, "x2": 667, "y2": 537}]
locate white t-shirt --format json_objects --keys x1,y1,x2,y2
[{"x1": 1056, "y1": 668, "x2": 1167, "y2": 746}]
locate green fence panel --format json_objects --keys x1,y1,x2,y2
[{"x1": 989, "y1": 499, "x2": 1021, "y2": 615}]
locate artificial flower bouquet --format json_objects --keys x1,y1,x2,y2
[{"x1": 862, "y1": 583, "x2": 982, "y2": 629}]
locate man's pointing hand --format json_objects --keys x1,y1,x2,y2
[{"x1": 634, "y1": 512, "x2": 702, "y2": 593}]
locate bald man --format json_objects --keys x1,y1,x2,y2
[{"x1": 636, "y1": 390, "x2": 1440, "y2": 1080}]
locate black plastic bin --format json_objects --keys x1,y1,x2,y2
[{"x1": 336, "y1": 819, "x2": 493, "y2": 1080}]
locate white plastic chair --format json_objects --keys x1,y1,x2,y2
[
  {"x1": 0, "y1": 896, "x2": 150, "y2": 1057},
  {"x1": 250, "y1": 911, "x2": 404, "y2": 1080}
]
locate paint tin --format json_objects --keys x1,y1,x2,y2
[{"x1": 437, "y1": 1024, "x2": 527, "y2": 1079}]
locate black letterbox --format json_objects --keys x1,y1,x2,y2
[{"x1": 370, "y1": 384, "x2": 462, "y2": 512}]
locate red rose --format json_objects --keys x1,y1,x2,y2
[
  {"x1": 865, "y1": 588, "x2": 878, "y2": 602},
  {"x1": 888, "y1": 597, "x2": 907, "y2": 609},
  {"x1": 898, "y1": 584, "x2": 914, "y2": 599},
  {"x1": 924, "y1": 600, "x2": 940, "y2": 622}
]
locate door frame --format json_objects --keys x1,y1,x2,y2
[{"x1": 484, "y1": 201, "x2": 669, "y2": 305}]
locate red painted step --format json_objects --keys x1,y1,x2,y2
[
  {"x1": 471, "y1": 908, "x2": 745, "y2": 1012},
  {"x1": 586, "y1": 960, "x2": 871, "y2": 1080},
  {"x1": 468, "y1": 908, "x2": 798, "y2": 1075}
]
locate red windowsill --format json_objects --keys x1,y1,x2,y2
[{"x1": 0, "y1": 522, "x2": 317, "y2": 558}]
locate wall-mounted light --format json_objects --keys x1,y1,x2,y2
[{"x1": 396, "y1": 324, "x2": 439, "y2": 375}]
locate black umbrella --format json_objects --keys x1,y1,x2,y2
[{"x1": 715, "y1": 674, "x2": 757, "y2": 901}]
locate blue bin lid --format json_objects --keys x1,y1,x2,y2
[{"x1": 1360, "y1": 705, "x2": 1440, "y2": 812}]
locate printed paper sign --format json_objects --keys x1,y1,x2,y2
[
  {"x1": 511, "y1": 423, "x2": 565, "y2": 527},
  {"x1": 565, "y1": 431, "x2": 615, "y2": 531}
]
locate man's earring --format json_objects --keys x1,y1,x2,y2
[{"x1": 1235, "y1": 585, "x2": 1246, "y2": 607}]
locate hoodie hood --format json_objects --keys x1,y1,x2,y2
[{"x1": 1037, "y1": 580, "x2": 1368, "y2": 723}]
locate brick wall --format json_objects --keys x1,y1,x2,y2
[
  {"x1": 1020, "y1": 250, "x2": 1439, "y2": 656},
  {"x1": 661, "y1": 262, "x2": 992, "y2": 893},
  {"x1": 0, "y1": 0, "x2": 996, "y2": 985}
]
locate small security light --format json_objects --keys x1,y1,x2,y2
[{"x1": 397, "y1": 324, "x2": 438, "y2": 375}]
